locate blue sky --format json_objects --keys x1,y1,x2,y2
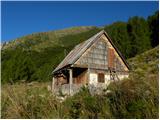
[{"x1": 1, "y1": 1, "x2": 159, "y2": 42}]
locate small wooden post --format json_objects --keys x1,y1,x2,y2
[
  {"x1": 69, "y1": 69, "x2": 73, "y2": 95},
  {"x1": 52, "y1": 77, "x2": 55, "y2": 92},
  {"x1": 88, "y1": 66, "x2": 90, "y2": 84}
]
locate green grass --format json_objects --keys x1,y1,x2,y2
[{"x1": 1, "y1": 82, "x2": 62, "y2": 118}]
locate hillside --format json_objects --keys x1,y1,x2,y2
[
  {"x1": 2, "y1": 26, "x2": 98, "y2": 51},
  {"x1": 128, "y1": 46, "x2": 159, "y2": 72},
  {"x1": 1, "y1": 11, "x2": 158, "y2": 83},
  {"x1": 1, "y1": 27, "x2": 101, "y2": 83},
  {"x1": 2, "y1": 46, "x2": 159, "y2": 118}
]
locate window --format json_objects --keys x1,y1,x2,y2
[{"x1": 98, "y1": 73, "x2": 105, "y2": 83}]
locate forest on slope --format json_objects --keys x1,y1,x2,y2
[{"x1": 1, "y1": 11, "x2": 159, "y2": 83}]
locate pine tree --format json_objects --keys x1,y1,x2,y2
[
  {"x1": 148, "y1": 11, "x2": 159, "y2": 47},
  {"x1": 127, "y1": 16, "x2": 151, "y2": 57}
]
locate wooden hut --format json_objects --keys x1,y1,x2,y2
[{"x1": 52, "y1": 30, "x2": 129, "y2": 95}]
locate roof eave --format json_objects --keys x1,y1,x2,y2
[{"x1": 52, "y1": 64, "x2": 71, "y2": 75}]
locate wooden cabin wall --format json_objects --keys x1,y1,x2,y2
[
  {"x1": 73, "y1": 70, "x2": 88, "y2": 84},
  {"x1": 55, "y1": 76, "x2": 68, "y2": 85},
  {"x1": 76, "y1": 39, "x2": 108, "y2": 70},
  {"x1": 114, "y1": 57, "x2": 127, "y2": 71},
  {"x1": 75, "y1": 35, "x2": 129, "y2": 72},
  {"x1": 100, "y1": 35, "x2": 129, "y2": 71},
  {"x1": 55, "y1": 69, "x2": 88, "y2": 86},
  {"x1": 89, "y1": 68, "x2": 129, "y2": 85}
]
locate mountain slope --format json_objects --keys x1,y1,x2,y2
[
  {"x1": 128, "y1": 46, "x2": 158, "y2": 73},
  {"x1": 2, "y1": 26, "x2": 98, "y2": 51}
]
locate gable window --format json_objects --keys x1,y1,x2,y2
[{"x1": 98, "y1": 73, "x2": 105, "y2": 83}]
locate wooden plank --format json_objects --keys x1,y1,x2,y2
[
  {"x1": 88, "y1": 66, "x2": 90, "y2": 84},
  {"x1": 69, "y1": 69, "x2": 73, "y2": 95},
  {"x1": 76, "y1": 70, "x2": 87, "y2": 84},
  {"x1": 108, "y1": 48, "x2": 115, "y2": 69},
  {"x1": 72, "y1": 64, "x2": 88, "y2": 68}
]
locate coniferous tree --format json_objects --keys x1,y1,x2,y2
[
  {"x1": 127, "y1": 16, "x2": 151, "y2": 57},
  {"x1": 148, "y1": 11, "x2": 159, "y2": 47}
]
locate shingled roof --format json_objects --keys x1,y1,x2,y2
[{"x1": 53, "y1": 30, "x2": 130, "y2": 74}]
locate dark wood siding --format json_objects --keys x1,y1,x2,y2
[
  {"x1": 108, "y1": 48, "x2": 115, "y2": 68},
  {"x1": 73, "y1": 70, "x2": 87, "y2": 84}
]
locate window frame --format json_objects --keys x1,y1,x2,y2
[{"x1": 98, "y1": 73, "x2": 105, "y2": 83}]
